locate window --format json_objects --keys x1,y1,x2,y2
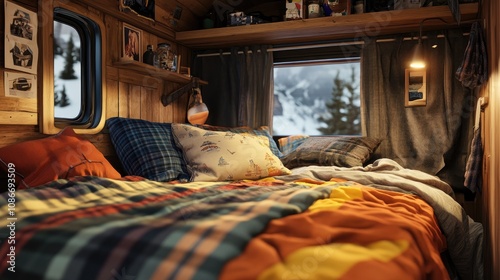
[
  {"x1": 272, "y1": 44, "x2": 362, "y2": 136},
  {"x1": 53, "y1": 8, "x2": 103, "y2": 128}
]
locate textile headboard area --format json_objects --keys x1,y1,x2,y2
[{"x1": 361, "y1": 29, "x2": 475, "y2": 193}]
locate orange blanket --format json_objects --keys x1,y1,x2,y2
[{"x1": 221, "y1": 184, "x2": 448, "y2": 280}]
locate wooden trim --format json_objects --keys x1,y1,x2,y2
[
  {"x1": 0, "y1": 111, "x2": 37, "y2": 125},
  {"x1": 39, "y1": 0, "x2": 107, "y2": 135}
]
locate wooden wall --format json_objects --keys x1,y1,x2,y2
[
  {"x1": 482, "y1": 0, "x2": 500, "y2": 278},
  {"x1": 0, "y1": 0, "x2": 195, "y2": 158}
]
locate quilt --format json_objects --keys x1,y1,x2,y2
[{"x1": 0, "y1": 159, "x2": 482, "y2": 280}]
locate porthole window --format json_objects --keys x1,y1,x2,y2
[{"x1": 53, "y1": 7, "x2": 103, "y2": 128}]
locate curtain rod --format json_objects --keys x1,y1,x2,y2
[
  {"x1": 376, "y1": 32, "x2": 470, "y2": 43},
  {"x1": 195, "y1": 40, "x2": 365, "y2": 58}
]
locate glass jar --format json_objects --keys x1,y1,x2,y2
[
  {"x1": 308, "y1": 0, "x2": 320, "y2": 18},
  {"x1": 155, "y1": 43, "x2": 174, "y2": 70}
]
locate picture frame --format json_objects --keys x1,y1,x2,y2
[
  {"x1": 122, "y1": 23, "x2": 142, "y2": 62},
  {"x1": 405, "y1": 68, "x2": 426, "y2": 107},
  {"x1": 120, "y1": 0, "x2": 155, "y2": 21}
]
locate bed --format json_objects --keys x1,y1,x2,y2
[{"x1": 0, "y1": 117, "x2": 483, "y2": 280}]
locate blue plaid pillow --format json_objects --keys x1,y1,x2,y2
[{"x1": 106, "y1": 117, "x2": 189, "y2": 182}]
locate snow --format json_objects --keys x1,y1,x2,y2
[
  {"x1": 272, "y1": 62, "x2": 360, "y2": 135},
  {"x1": 54, "y1": 24, "x2": 81, "y2": 119}
]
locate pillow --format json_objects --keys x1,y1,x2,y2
[
  {"x1": 194, "y1": 124, "x2": 283, "y2": 158},
  {"x1": 278, "y1": 134, "x2": 310, "y2": 155},
  {"x1": 280, "y1": 136, "x2": 381, "y2": 169},
  {"x1": 0, "y1": 127, "x2": 121, "y2": 189},
  {"x1": 171, "y1": 124, "x2": 291, "y2": 181},
  {"x1": 106, "y1": 117, "x2": 190, "y2": 182}
]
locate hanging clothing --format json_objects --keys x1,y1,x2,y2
[
  {"x1": 456, "y1": 22, "x2": 488, "y2": 89},
  {"x1": 464, "y1": 97, "x2": 484, "y2": 193}
]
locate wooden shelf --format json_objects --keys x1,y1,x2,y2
[
  {"x1": 113, "y1": 59, "x2": 207, "y2": 85},
  {"x1": 176, "y1": 3, "x2": 479, "y2": 49}
]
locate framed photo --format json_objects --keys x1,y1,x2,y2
[
  {"x1": 120, "y1": 0, "x2": 155, "y2": 21},
  {"x1": 405, "y1": 68, "x2": 426, "y2": 107},
  {"x1": 122, "y1": 23, "x2": 142, "y2": 62}
]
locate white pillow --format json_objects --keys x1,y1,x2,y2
[{"x1": 171, "y1": 124, "x2": 291, "y2": 181}]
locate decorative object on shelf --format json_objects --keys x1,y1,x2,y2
[
  {"x1": 405, "y1": 68, "x2": 427, "y2": 107},
  {"x1": 308, "y1": 0, "x2": 321, "y2": 18},
  {"x1": 119, "y1": 0, "x2": 155, "y2": 21},
  {"x1": 327, "y1": 0, "x2": 350, "y2": 16},
  {"x1": 187, "y1": 87, "x2": 209, "y2": 125},
  {"x1": 154, "y1": 43, "x2": 175, "y2": 71},
  {"x1": 354, "y1": 0, "x2": 364, "y2": 13},
  {"x1": 321, "y1": 1, "x2": 333, "y2": 15},
  {"x1": 228, "y1": 11, "x2": 260, "y2": 26},
  {"x1": 286, "y1": 0, "x2": 304, "y2": 20},
  {"x1": 143, "y1": 44, "x2": 154, "y2": 65},
  {"x1": 122, "y1": 23, "x2": 142, "y2": 62}
]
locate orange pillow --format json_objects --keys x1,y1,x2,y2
[{"x1": 0, "y1": 127, "x2": 121, "y2": 189}]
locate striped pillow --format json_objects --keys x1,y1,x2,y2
[
  {"x1": 280, "y1": 136, "x2": 381, "y2": 169},
  {"x1": 278, "y1": 135, "x2": 310, "y2": 155},
  {"x1": 107, "y1": 117, "x2": 190, "y2": 182}
]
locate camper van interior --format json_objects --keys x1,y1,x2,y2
[{"x1": 0, "y1": 0, "x2": 498, "y2": 279}]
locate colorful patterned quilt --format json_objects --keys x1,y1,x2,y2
[{"x1": 0, "y1": 159, "x2": 482, "y2": 280}]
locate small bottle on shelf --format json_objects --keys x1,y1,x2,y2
[{"x1": 143, "y1": 45, "x2": 155, "y2": 66}]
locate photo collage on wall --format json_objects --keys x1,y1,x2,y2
[{"x1": 3, "y1": 0, "x2": 38, "y2": 100}]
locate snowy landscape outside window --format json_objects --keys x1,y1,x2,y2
[
  {"x1": 54, "y1": 21, "x2": 81, "y2": 119},
  {"x1": 273, "y1": 62, "x2": 361, "y2": 136}
]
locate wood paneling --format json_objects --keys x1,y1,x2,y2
[
  {"x1": 0, "y1": 0, "x2": 192, "y2": 152},
  {"x1": 482, "y1": 0, "x2": 500, "y2": 279}
]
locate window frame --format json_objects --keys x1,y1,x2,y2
[
  {"x1": 40, "y1": 1, "x2": 106, "y2": 134},
  {"x1": 272, "y1": 45, "x2": 362, "y2": 136}
]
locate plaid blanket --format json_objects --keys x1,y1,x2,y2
[{"x1": 0, "y1": 174, "x2": 465, "y2": 280}]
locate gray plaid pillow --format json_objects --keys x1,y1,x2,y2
[{"x1": 280, "y1": 136, "x2": 381, "y2": 169}]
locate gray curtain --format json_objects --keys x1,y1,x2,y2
[
  {"x1": 193, "y1": 45, "x2": 274, "y2": 128},
  {"x1": 361, "y1": 29, "x2": 476, "y2": 189}
]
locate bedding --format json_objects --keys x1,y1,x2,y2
[
  {"x1": 171, "y1": 124, "x2": 291, "y2": 181},
  {"x1": 280, "y1": 136, "x2": 381, "y2": 169},
  {"x1": 0, "y1": 127, "x2": 121, "y2": 189},
  {"x1": 0, "y1": 158, "x2": 482, "y2": 280}
]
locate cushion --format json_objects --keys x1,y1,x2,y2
[
  {"x1": 278, "y1": 134, "x2": 310, "y2": 155},
  {"x1": 0, "y1": 127, "x2": 121, "y2": 189},
  {"x1": 171, "y1": 124, "x2": 291, "y2": 181},
  {"x1": 280, "y1": 136, "x2": 381, "y2": 169},
  {"x1": 194, "y1": 124, "x2": 283, "y2": 158},
  {"x1": 106, "y1": 117, "x2": 190, "y2": 182}
]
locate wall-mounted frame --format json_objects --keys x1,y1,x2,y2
[
  {"x1": 405, "y1": 68, "x2": 427, "y2": 107},
  {"x1": 122, "y1": 23, "x2": 142, "y2": 62},
  {"x1": 120, "y1": 0, "x2": 155, "y2": 21}
]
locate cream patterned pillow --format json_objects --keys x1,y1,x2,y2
[{"x1": 171, "y1": 124, "x2": 291, "y2": 181}]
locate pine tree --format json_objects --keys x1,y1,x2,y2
[
  {"x1": 59, "y1": 85, "x2": 71, "y2": 107},
  {"x1": 59, "y1": 34, "x2": 77, "y2": 80},
  {"x1": 317, "y1": 67, "x2": 360, "y2": 135},
  {"x1": 54, "y1": 84, "x2": 61, "y2": 106}
]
